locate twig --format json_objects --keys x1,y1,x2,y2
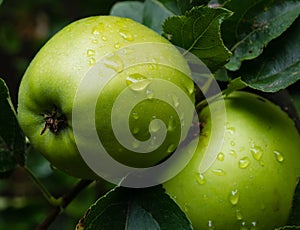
[{"x1": 35, "y1": 179, "x2": 94, "y2": 230}]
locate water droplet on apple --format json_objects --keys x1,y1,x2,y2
[
  {"x1": 229, "y1": 149, "x2": 238, "y2": 158},
  {"x1": 217, "y1": 152, "x2": 225, "y2": 161},
  {"x1": 212, "y1": 169, "x2": 226, "y2": 176},
  {"x1": 251, "y1": 221, "x2": 257, "y2": 230},
  {"x1": 226, "y1": 126, "x2": 236, "y2": 135},
  {"x1": 101, "y1": 35, "x2": 107, "y2": 41},
  {"x1": 196, "y1": 173, "x2": 206, "y2": 185},
  {"x1": 87, "y1": 49, "x2": 95, "y2": 57},
  {"x1": 149, "y1": 119, "x2": 161, "y2": 133},
  {"x1": 167, "y1": 115, "x2": 176, "y2": 131},
  {"x1": 170, "y1": 93, "x2": 180, "y2": 108},
  {"x1": 88, "y1": 57, "x2": 96, "y2": 66},
  {"x1": 146, "y1": 89, "x2": 154, "y2": 99},
  {"x1": 104, "y1": 53, "x2": 124, "y2": 73},
  {"x1": 167, "y1": 144, "x2": 176, "y2": 153},
  {"x1": 119, "y1": 29, "x2": 134, "y2": 41},
  {"x1": 132, "y1": 111, "x2": 139, "y2": 120},
  {"x1": 274, "y1": 150, "x2": 284, "y2": 162},
  {"x1": 92, "y1": 22, "x2": 104, "y2": 35},
  {"x1": 239, "y1": 156, "x2": 250, "y2": 169},
  {"x1": 114, "y1": 42, "x2": 120, "y2": 49},
  {"x1": 229, "y1": 189, "x2": 239, "y2": 205},
  {"x1": 208, "y1": 220, "x2": 216, "y2": 230},
  {"x1": 240, "y1": 221, "x2": 248, "y2": 230},
  {"x1": 132, "y1": 127, "x2": 139, "y2": 134},
  {"x1": 250, "y1": 145, "x2": 263, "y2": 161},
  {"x1": 236, "y1": 209, "x2": 243, "y2": 220}
]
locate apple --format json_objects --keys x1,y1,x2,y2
[
  {"x1": 163, "y1": 91, "x2": 300, "y2": 229},
  {"x1": 17, "y1": 16, "x2": 195, "y2": 179}
]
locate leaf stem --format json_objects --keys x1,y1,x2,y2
[
  {"x1": 36, "y1": 179, "x2": 94, "y2": 230},
  {"x1": 23, "y1": 166, "x2": 60, "y2": 206}
]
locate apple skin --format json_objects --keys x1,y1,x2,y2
[
  {"x1": 163, "y1": 91, "x2": 300, "y2": 229},
  {"x1": 17, "y1": 16, "x2": 194, "y2": 179}
]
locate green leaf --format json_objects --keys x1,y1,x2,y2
[
  {"x1": 110, "y1": 1, "x2": 144, "y2": 23},
  {"x1": 77, "y1": 185, "x2": 192, "y2": 230},
  {"x1": 0, "y1": 78, "x2": 25, "y2": 177},
  {"x1": 238, "y1": 17, "x2": 300, "y2": 92},
  {"x1": 223, "y1": 0, "x2": 300, "y2": 71},
  {"x1": 143, "y1": 0, "x2": 176, "y2": 34},
  {"x1": 223, "y1": 77, "x2": 247, "y2": 96},
  {"x1": 162, "y1": 6, "x2": 232, "y2": 73}
]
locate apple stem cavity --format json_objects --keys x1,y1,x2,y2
[{"x1": 40, "y1": 106, "x2": 67, "y2": 135}]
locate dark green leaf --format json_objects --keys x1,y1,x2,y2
[
  {"x1": 78, "y1": 185, "x2": 192, "y2": 230},
  {"x1": 223, "y1": 0, "x2": 300, "y2": 71},
  {"x1": 0, "y1": 78, "x2": 25, "y2": 177},
  {"x1": 162, "y1": 6, "x2": 232, "y2": 72},
  {"x1": 223, "y1": 77, "x2": 247, "y2": 96},
  {"x1": 239, "y1": 17, "x2": 300, "y2": 92},
  {"x1": 110, "y1": 1, "x2": 144, "y2": 23}
]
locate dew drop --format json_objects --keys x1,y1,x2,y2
[
  {"x1": 250, "y1": 145, "x2": 263, "y2": 161},
  {"x1": 274, "y1": 150, "x2": 284, "y2": 163},
  {"x1": 146, "y1": 89, "x2": 154, "y2": 99},
  {"x1": 196, "y1": 173, "x2": 206, "y2": 185},
  {"x1": 92, "y1": 39, "x2": 98, "y2": 44},
  {"x1": 132, "y1": 140, "x2": 140, "y2": 149},
  {"x1": 217, "y1": 152, "x2": 225, "y2": 161},
  {"x1": 167, "y1": 144, "x2": 176, "y2": 153},
  {"x1": 129, "y1": 79, "x2": 151, "y2": 92},
  {"x1": 240, "y1": 221, "x2": 248, "y2": 230},
  {"x1": 251, "y1": 221, "x2": 257, "y2": 230},
  {"x1": 226, "y1": 126, "x2": 236, "y2": 135},
  {"x1": 87, "y1": 49, "x2": 95, "y2": 57},
  {"x1": 230, "y1": 141, "x2": 236, "y2": 146},
  {"x1": 101, "y1": 35, "x2": 107, "y2": 41},
  {"x1": 239, "y1": 156, "x2": 250, "y2": 169},
  {"x1": 104, "y1": 53, "x2": 124, "y2": 73},
  {"x1": 132, "y1": 111, "x2": 139, "y2": 120},
  {"x1": 132, "y1": 127, "x2": 140, "y2": 134},
  {"x1": 126, "y1": 73, "x2": 147, "y2": 86},
  {"x1": 208, "y1": 220, "x2": 216, "y2": 230},
  {"x1": 212, "y1": 169, "x2": 226, "y2": 176},
  {"x1": 236, "y1": 209, "x2": 243, "y2": 220},
  {"x1": 114, "y1": 42, "x2": 120, "y2": 49},
  {"x1": 92, "y1": 22, "x2": 105, "y2": 35},
  {"x1": 88, "y1": 57, "x2": 96, "y2": 66},
  {"x1": 167, "y1": 116, "x2": 176, "y2": 131},
  {"x1": 170, "y1": 93, "x2": 180, "y2": 108},
  {"x1": 119, "y1": 29, "x2": 134, "y2": 41},
  {"x1": 229, "y1": 149, "x2": 238, "y2": 158},
  {"x1": 149, "y1": 119, "x2": 161, "y2": 133},
  {"x1": 229, "y1": 189, "x2": 239, "y2": 205}
]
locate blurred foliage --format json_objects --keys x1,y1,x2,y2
[
  {"x1": 0, "y1": 1, "x2": 128, "y2": 229},
  {"x1": 0, "y1": 0, "x2": 135, "y2": 106}
]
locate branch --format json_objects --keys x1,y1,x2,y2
[{"x1": 35, "y1": 179, "x2": 94, "y2": 230}]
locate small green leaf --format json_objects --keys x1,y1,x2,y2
[
  {"x1": 77, "y1": 185, "x2": 192, "y2": 230},
  {"x1": 162, "y1": 6, "x2": 232, "y2": 72},
  {"x1": 110, "y1": 1, "x2": 144, "y2": 23},
  {"x1": 239, "y1": 17, "x2": 300, "y2": 92},
  {"x1": 223, "y1": 77, "x2": 248, "y2": 96},
  {"x1": 223, "y1": 0, "x2": 300, "y2": 71},
  {"x1": 0, "y1": 78, "x2": 25, "y2": 177}
]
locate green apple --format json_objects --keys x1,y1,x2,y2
[
  {"x1": 163, "y1": 91, "x2": 300, "y2": 229},
  {"x1": 17, "y1": 16, "x2": 195, "y2": 179}
]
